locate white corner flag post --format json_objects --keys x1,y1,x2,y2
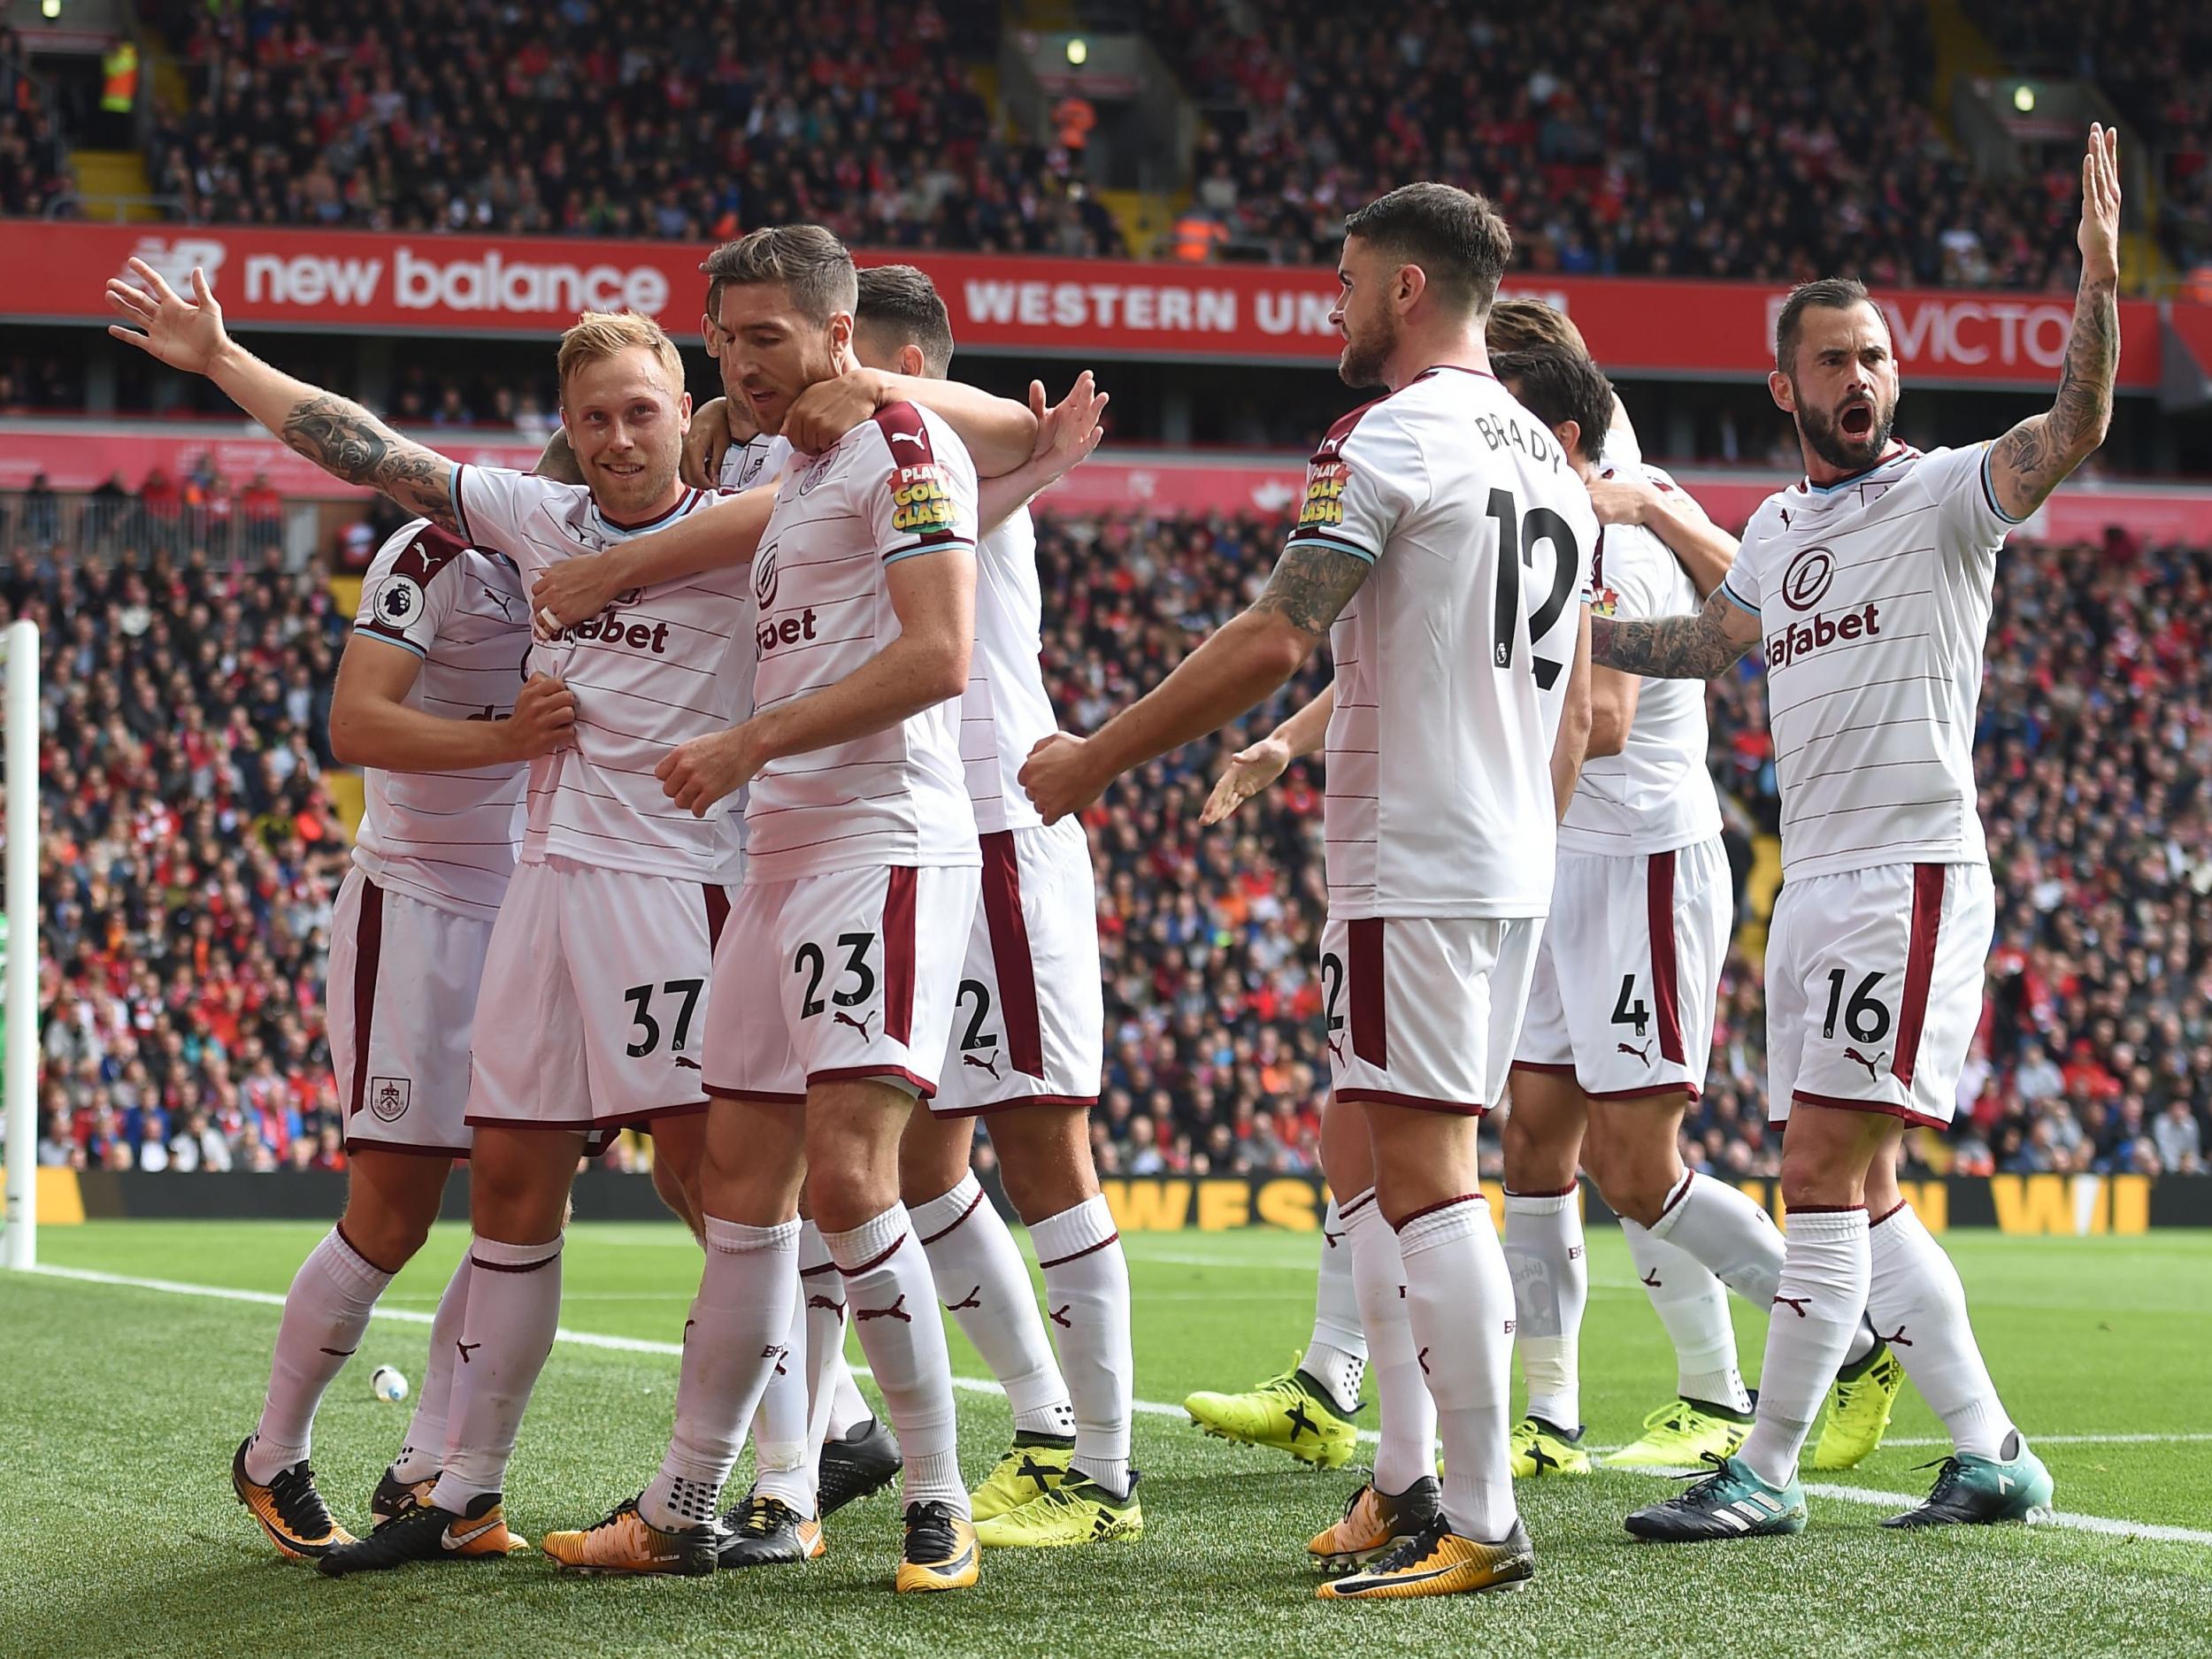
[{"x1": 3, "y1": 619, "x2": 37, "y2": 1271}]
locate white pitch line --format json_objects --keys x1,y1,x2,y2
[{"x1": 25, "y1": 1263, "x2": 2212, "y2": 1545}]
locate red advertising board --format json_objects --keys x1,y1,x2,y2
[
  {"x1": 6, "y1": 220, "x2": 2173, "y2": 391},
  {"x1": 4, "y1": 420, "x2": 2207, "y2": 547}
]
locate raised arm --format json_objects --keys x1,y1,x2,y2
[
  {"x1": 529, "y1": 485, "x2": 778, "y2": 630},
  {"x1": 1588, "y1": 585, "x2": 1761, "y2": 680},
  {"x1": 328, "y1": 637, "x2": 574, "y2": 772},
  {"x1": 1021, "y1": 541, "x2": 1367, "y2": 824},
  {"x1": 1986, "y1": 126, "x2": 2122, "y2": 521},
  {"x1": 105, "y1": 259, "x2": 459, "y2": 533},
  {"x1": 785, "y1": 367, "x2": 1041, "y2": 475},
  {"x1": 657, "y1": 546, "x2": 976, "y2": 816},
  {"x1": 1587, "y1": 478, "x2": 1737, "y2": 599},
  {"x1": 1198, "y1": 682, "x2": 1334, "y2": 826}
]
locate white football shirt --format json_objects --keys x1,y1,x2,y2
[
  {"x1": 1288, "y1": 365, "x2": 1598, "y2": 920},
  {"x1": 963, "y1": 507, "x2": 1057, "y2": 835},
  {"x1": 743, "y1": 402, "x2": 982, "y2": 883},
  {"x1": 451, "y1": 465, "x2": 751, "y2": 884},
  {"x1": 1561, "y1": 472, "x2": 1723, "y2": 857},
  {"x1": 717, "y1": 432, "x2": 793, "y2": 855},
  {"x1": 1722, "y1": 442, "x2": 2013, "y2": 879},
  {"x1": 350, "y1": 518, "x2": 530, "y2": 920}
]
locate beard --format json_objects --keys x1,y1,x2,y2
[
  {"x1": 1795, "y1": 387, "x2": 1897, "y2": 472},
  {"x1": 1338, "y1": 311, "x2": 1398, "y2": 389}
]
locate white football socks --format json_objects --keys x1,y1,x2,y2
[
  {"x1": 1868, "y1": 1201, "x2": 2017, "y2": 1460},
  {"x1": 1031, "y1": 1194, "x2": 1134, "y2": 1494},
  {"x1": 747, "y1": 1270, "x2": 817, "y2": 1515},
  {"x1": 1397, "y1": 1194, "x2": 1518, "y2": 1543},
  {"x1": 912, "y1": 1173, "x2": 1075, "y2": 1440},
  {"x1": 1617, "y1": 1218, "x2": 1751, "y2": 1412},
  {"x1": 641, "y1": 1216, "x2": 799, "y2": 1532},
  {"x1": 1645, "y1": 1170, "x2": 1872, "y2": 1372},
  {"x1": 826, "y1": 1204, "x2": 966, "y2": 1512},
  {"x1": 1502, "y1": 1188, "x2": 1586, "y2": 1431},
  {"x1": 799, "y1": 1221, "x2": 855, "y2": 1451},
  {"x1": 246, "y1": 1225, "x2": 394, "y2": 1483},
  {"x1": 390, "y1": 1248, "x2": 472, "y2": 1483},
  {"x1": 1340, "y1": 1187, "x2": 1436, "y2": 1494},
  {"x1": 1300, "y1": 1196, "x2": 1368, "y2": 1414},
  {"x1": 1737, "y1": 1206, "x2": 1870, "y2": 1488},
  {"x1": 429, "y1": 1232, "x2": 565, "y2": 1511}
]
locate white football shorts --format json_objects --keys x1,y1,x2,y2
[
  {"x1": 932, "y1": 824, "x2": 1103, "y2": 1117},
  {"x1": 705, "y1": 863, "x2": 976, "y2": 1102},
  {"x1": 1321, "y1": 912, "x2": 1542, "y2": 1116},
  {"x1": 329, "y1": 867, "x2": 493, "y2": 1157},
  {"x1": 1764, "y1": 860, "x2": 1994, "y2": 1131},
  {"x1": 1514, "y1": 835, "x2": 1732, "y2": 1100},
  {"x1": 464, "y1": 856, "x2": 728, "y2": 1137}
]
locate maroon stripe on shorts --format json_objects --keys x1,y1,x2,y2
[
  {"x1": 703, "y1": 883, "x2": 731, "y2": 949},
  {"x1": 1891, "y1": 864, "x2": 1946, "y2": 1090},
  {"x1": 1348, "y1": 918, "x2": 1388, "y2": 1068},
  {"x1": 1646, "y1": 849, "x2": 1686, "y2": 1065},
  {"x1": 883, "y1": 867, "x2": 918, "y2": 1044},
  {"x1": 979, "y1": 831, "x2": 1045, "y2": 1077},
  {"x1": 347, "y1": 880, "x2": 385, "y2": 1121}
]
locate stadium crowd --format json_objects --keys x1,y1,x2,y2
[
  {"x1": 132, "y1": 0, "x2": 1122, "y2": 257},
  {"x1": 1155, "y1": 1, "x2": 2089, "y2": 288},
  {"x1": 7, "y1": 511, "x2": 2209, "y2": 1182}
]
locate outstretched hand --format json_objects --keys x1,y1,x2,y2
[
  {"x1": 2078, "y1": 123, "x2": 2122, "y2": 286},
  {"x1": 105, "y1": 258, "x2": 231, "y2": 376},
  {"x1": 1198, "y1": 734, "x2": 1292, "y2": 826},
  {"x1": 1024, "y1": 371, "x2": 1110, "y2": 489}
]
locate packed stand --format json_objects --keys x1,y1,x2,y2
[
  {"x1": 1962, "y1": 0, "x2": 2212, "y2": 276},
  {"x1": 0, "y1": 29, "x2": 71, "y2": 218},
  {"x1": 1149, "y1": 0, "x2": 2087, "y2": 289},
  {"x1": 139, "y1": 0, "x2": 1124, "y2": 256},
  {"x1": 10, "y1": 544, "x2": 354, "y2": 1175},
  {"x1": 11, "y1": 509, "x2": 2210, "y2": 1182}
]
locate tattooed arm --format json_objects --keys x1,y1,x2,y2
[
  {"x1": 1020, "y1": 541, "x2": 1369, "y2": 823},
  {"x1": 1987, "y1": 126, "x2": 2122, "y2": 522},
  {"x1": 105, "y1": 256, "x2": 461, "y2": 531},
  {"x1": 1588, "y1": 585, "x2": 1762, "y2": 680}
]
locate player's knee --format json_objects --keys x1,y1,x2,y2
[
  {"x1": 336, "y1": 1204, "x2": 433, "y2": 1274},
  {"x1": 1500, "y1": 1104, "x2": 1578, "y2": 1191},
  {"x1": 1589, "y1": 1159, "x2": 1672, "y2": 1228},
  {"x1": 896, "y1": 1128, "x2": 971, "y2": 1206}
]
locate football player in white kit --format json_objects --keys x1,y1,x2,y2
[
  {"x1": 225, "y1": 514, "x2": 573, "y2": 1561},
  {"x1": 104, "y1": 265, "x2": 772, "y2": 1571},
  {"x1": 1601, "y1": 126, "x2": 2124, "y2": 1540},
  {"x1": 1023, "y1": 182, "x2": 1596, "y2": 1601},
  {"x1": 1485, "y1": 340, "x2": 1898, "y2": 1484},
  {"x1": 539, "y1": 226, "x2": 993, "y2": 1594}
]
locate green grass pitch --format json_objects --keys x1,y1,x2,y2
[{"x1": 6, "y1": 1220, "x2": 2210, "y2": 1659}]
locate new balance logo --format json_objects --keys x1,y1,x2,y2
[
  {"x1": 1845, "y1": 1047, "x2": 1887, "y2": 1081},
  {"x1": 806, "y1": 1295, "x2": 845, "y2": 1316},
  {"x1": 833, "y1": 1010, "x2": 877, "y2": 1038},
  {"x1": 947, "y1": 1286, "x2": 982, "y2": 1312},
  {"x1": 1617, "y1": 1040, "x2": 1653, "y2": 1064},
  {"x1": 1880, "y1": 1325, "x2": 1912, "y2": 1348},
  {"x1": 1641, "y1": 1269, "x2": 1663, "y2": 1288},
  {"x1": 1773, "y1": 1295, "x2": 1811, "y2": 1318},
  {"x1": 962, "y1": 1052, "x2": 1002, "y2": 1079},
  {"x1": 856, "y1": 1294, "x2": 910, "y2": 1324},
  {"x1": 455, "y1": 1340, "x2": 481, "y2": 1363},
  {"x1": 1049, "y1": 1304, "x2": 1071, "y2": 1329}
]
